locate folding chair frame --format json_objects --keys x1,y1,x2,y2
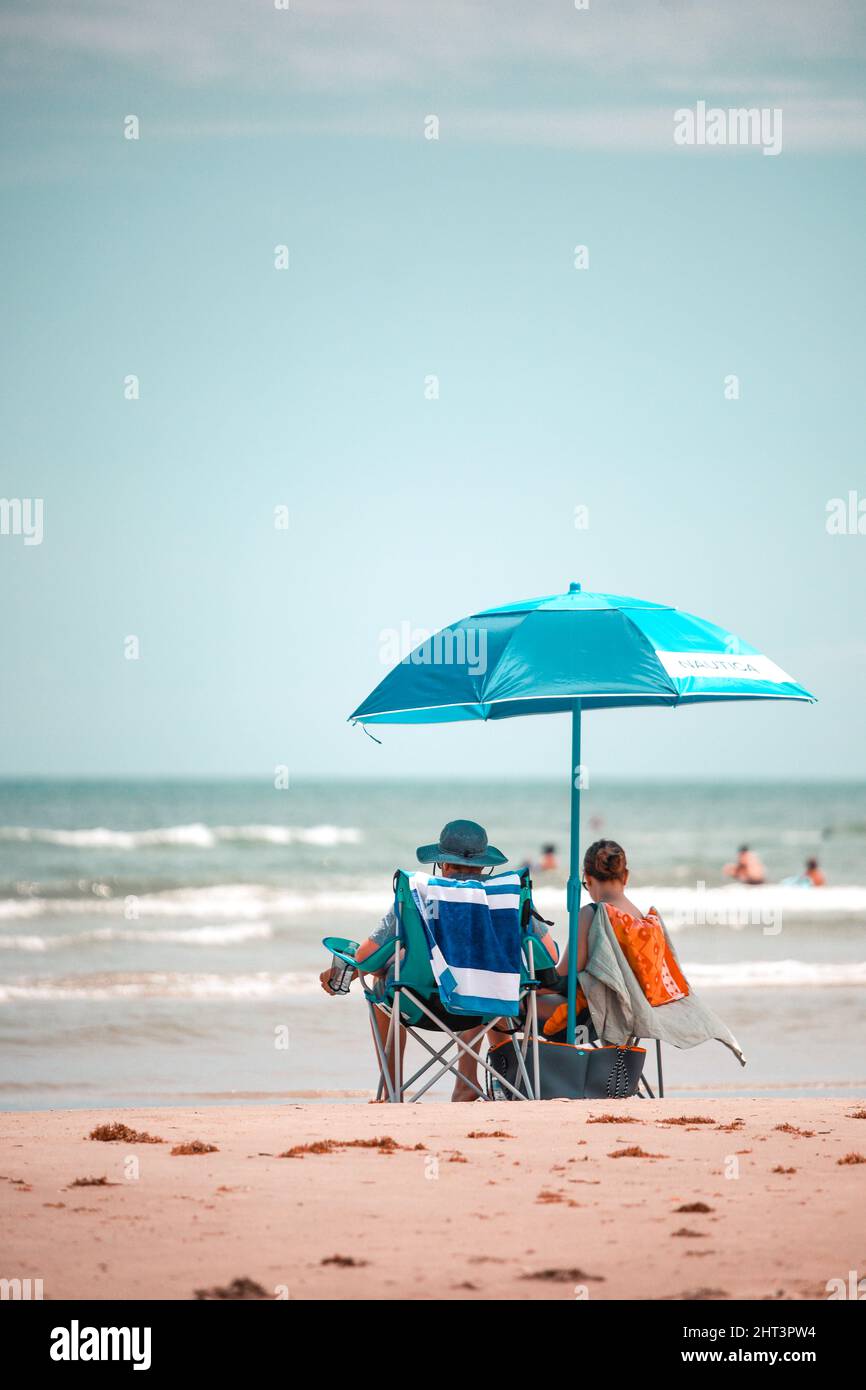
[
  {"x1": 328, "y1": 871, "x2": 554, "y2": 1104},
  {"x1": 367, "y1": 984, "x2": 536, "y2": 1103},
  {"x1": 362, "y1": 977, "x2": 666, "y2": 1103}
]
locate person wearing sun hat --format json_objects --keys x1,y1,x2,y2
[
  {"x1": 414, "y1": 818, "x2": 508, "y2": 872},
  {"x1": 319, "y1": 819, "x2": 514, "y2": 1100}
]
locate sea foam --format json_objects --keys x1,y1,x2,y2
[
  {"x1": 2, "y1": 960, "x2": 864, "y2": 1002},
  {"x1": 0, "y1": 970, "x2": 325, "y2": 1002},
  {"x1": 2, "y1": 881, "x2": 866, "y2": 924},
  {"x1": 0, "y1": 823, "x2": 362, "y2": 850}
]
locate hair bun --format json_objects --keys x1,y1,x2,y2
[{"x1": 584, "y1": 839, "x2": 627, "y2": 882}]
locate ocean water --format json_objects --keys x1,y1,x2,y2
[{"x1": 0, "y1": 778, "x2": 864, "y2": 1108}]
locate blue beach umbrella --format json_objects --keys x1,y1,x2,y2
[{"x1": 349, "y1": 583, "x2": 816, "y2": 1043}]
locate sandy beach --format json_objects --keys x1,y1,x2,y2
[{"x1": 2, "y1": 1099, "x2": 864, "y2": 1302}]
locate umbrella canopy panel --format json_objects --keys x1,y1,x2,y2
[{"x1": 350, "y1": 586, "x2": 814, "y2": 724}]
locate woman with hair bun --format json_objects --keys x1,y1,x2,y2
[
  {"x1": 561, "y1": 838, "x2": 635, "y2": 974},
  {"x1": 538, "y1": 838, "x2": 687, "y2": 1039}
]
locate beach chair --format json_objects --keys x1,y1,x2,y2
[
  {"x1": 568, "y1": 902, "x2": 745, "y2": 1098},
  {"x1": 323, "y1": 868, "x2": 557, "y2": 1103}
]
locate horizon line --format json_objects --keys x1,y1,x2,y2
[{"x1": 0, "y1": 773, "x2": 864, "y2": 787}]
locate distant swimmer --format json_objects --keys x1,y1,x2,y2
[
  {"x1": 804, "y1": 857, "x2": 826, "y2": 886},
  {"x1": 723, "y1": 845, "x2": 766, "y2": 886},
  {"x1": 782, "y1": 857, "x2": 827, "y2": 888},
  {"x1": 537, "y1": 843, "x2": 559, "y2": 872}
]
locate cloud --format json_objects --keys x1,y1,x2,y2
[
  {"x1": 140, "y1": 98, "x2": 866, "y2": 153},
  {"x1": 1, "y1": 0, "x2": 864, "y2": 150},
  {"x1": 443, "y1": 99, "x2": 866, "y2": 152}
]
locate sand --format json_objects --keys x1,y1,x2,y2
[{"x1": 1, "y1": 1099, "x2": 864, "y2": 1301}]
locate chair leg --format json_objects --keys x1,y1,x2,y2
[
  {"x1": 525, "y1": 943, "x2": 541, "y2": 1099},
  {"x1": 510, "y1": 1034, "x2": 536, "y2": 1100},
  {"x1": 656, "y1": 1039, "x2": 664, "y2": 1098},
  {"x1": 406, "y1": 993, "x2": 529, "y2": 1101},
  {"x1": 393, "y1": 990, "x2": 402, "y2": 1101},
  {"x1": 528, "y1": 991, "x2": 541, "y2": 1099},
  {"x1": 368, "y1": 1003, "x2": 397, "y2": 1103}
]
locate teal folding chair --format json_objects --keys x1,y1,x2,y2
[{"x1": 323, "y1": 867, "x2": 557, "y2": 1102}]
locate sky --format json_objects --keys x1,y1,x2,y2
[{"x1": 1, "y1": 0, "x2": 865, "y2": 782}]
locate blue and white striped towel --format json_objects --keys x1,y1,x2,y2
[{"x1": 408, "y1": 871, "x2": 523, "y2": 1017}]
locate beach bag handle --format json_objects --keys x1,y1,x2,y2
[{"x1": 607, "y1": 1046, "x2": 632, "y2": 1099}]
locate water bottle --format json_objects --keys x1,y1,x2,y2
[{"x1": 328, "y1": 942, "x2": 358, "y2": 995}]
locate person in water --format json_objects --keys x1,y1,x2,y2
[
  {"x1": 724, "y1": 844, "x2": 766, "y2": 885},
  {"x1": 804, "y1": 857, "x2": 826, "y2": 886}
]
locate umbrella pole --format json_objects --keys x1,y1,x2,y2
[{"x1": 566, "y1": 701, "x2": 582, "y2": 1045}]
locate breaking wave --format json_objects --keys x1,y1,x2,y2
[
  {"x1": 683, "y1": 960, "x2": 866, "y2": 988},
  {"x1": 0, "y1": 823, "x2": 362, "y2": 850},
  {"x1": 1, "y1": 961, "x2": 864, "y2": 1002},
  {"x1": 1, "y1": 882, "x2": 865, "y2": 925},
  {"x1": 0, "y1": 883, "x2": 386, "y2": 922},
  {"x1": 0, "y1": 922, "x2": 273, "y2": 952},
  {"x1": 0, "y1": 970, "x2": 325, "y2": 1002}
]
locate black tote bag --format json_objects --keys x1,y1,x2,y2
[{"x1": 489, "y1": 1037, "x2": 645, "y2": 1100}]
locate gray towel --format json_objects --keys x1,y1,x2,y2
[{"x1": 578, "y1": 903, "x2": 745, "y2": 1065}]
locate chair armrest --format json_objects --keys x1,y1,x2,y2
[
  {"x1": 321, "y1": 935, "x2": 396, "y2": 974},
  {"x1": 522, "y1": 931, "x2": 557, "y2": 971},
  {"x1": 322, "y1": 936, "x2": 359, "y2": 971},
  {"x1": 355, "y1": 940, "x2": 397, "y2": 973}
]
